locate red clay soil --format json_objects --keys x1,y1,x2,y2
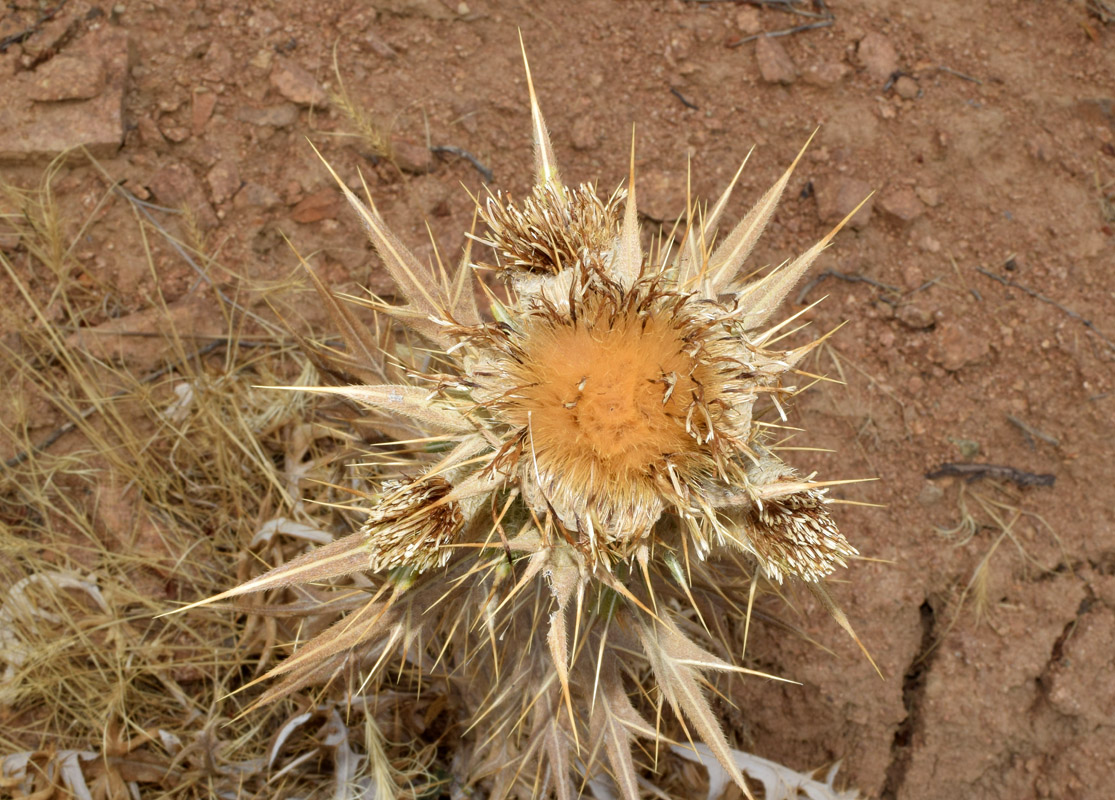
[{"x1": 2, "y1": 1, "x2": 1114, "y2": 798}]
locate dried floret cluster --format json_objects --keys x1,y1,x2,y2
[{"x1": 183, "y1": 50, "x2": 868, "y2": 799}]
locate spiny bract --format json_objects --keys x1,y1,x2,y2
[{"x1": 185, "y1": 50, "x2": 868, "y2": 800}]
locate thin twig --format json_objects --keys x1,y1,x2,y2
[
  {"x1": 796, "y1": 269, "x2": 900, "y2": 304},
  {"x1": 1006, "y1": 415, "x2": 1060, "y2": 448},
  {"x1": 430, "y1": 146, "x2": 493, "y2": 183},
  {"x1": 728, "y1": 19, "x2": 833, "y2": 47},
  {"x1": 935, "y1": 66, "x2": 983, "y2": 85},
  {"x1": 112, "y1": 184, "x2": 283, "y2": 334},
  {"x1": 4, "y1": 340, "x2": 217, "y2": 469},
  {"x1": 975, "y1": 266, "x2": 1115, "y2": 353},
  {"x1": 745, "y1": 0, "x2": 832, "y2": 19},
  {"x1": 690, "y1": 0, "x2": 830, "y2": 16},
  {"x1": 906, "y1": 277, "x2": 942, "y2": 297},
  {"x1": 926, "y1": 463, "x2": 1055, "y2": 488},
  {"x1": 81, "y1": 149, "x2": 284, "y2": 337},
  {"x1": 670, "y1": 88, "x2": 699, "y2": 110},
  {"x1": 1007, "y1": 415, "x2": 1057, "y2": 452}
]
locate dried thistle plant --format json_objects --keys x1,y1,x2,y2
[{"x1": 181, "y1": 49, "x2": 870, "y2": 799}]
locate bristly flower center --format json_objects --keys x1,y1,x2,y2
[
  {"x1": 458, "y1": 277, "x2": 741, "y2": 549},
  {"x1": 514, "y1": 299, "x2": 705, "y2": 478}
]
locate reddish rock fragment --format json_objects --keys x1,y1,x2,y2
[
  {"x1": 391, "y1": 136, "x2": 433, "y2": 174},
  {"x1": 159, "y1": 124, "x2": 191, "y2": 143},
  {"x1": 928, "y1": 321, "x2": 991, "y2": 371},
  {"x1": 0, "y1": 28, "x2": 130, "y2": 162},
  {"x1": 207, "y1": 160, "x2": 241, "y2": 205},
  {"x1": 802, "y1": 61, "x2": 849, "y2": 88},
  {"x1": 735, "y1": 6, "x2": 761, "y2": 34},
  {"x1": 290, "y1": 188, "x2": 342, "y2": 224},
  {"x1": 234, "y1": 182, "x2": 282, "y2": 211},
  {"x1": 916, "y1": 185, "x2": 942, "y2": 207},
  {"x1": 755, "y1": 36, "x2": 797, "y2": 85},
  {"x1": 379, "y1": 0, "x2": 455, "y2": 20},
  {"x1": 896, "y1": 302, "x2": 935, "y2": 330},
  {"x1": 192, "y1": 90, "x2": 217, "y2": 135},
  {"x1": 880, "y1": 186, "x2": 926, "y2": 223},
  {"x1": 28, "y1": 54, "x2": 106, "y2": 101},
  {"x1": 893, "y1": 75, "x2": 919, "y2": 99},
  {"x1": 236, "y1": 104, "x2": 300, "y2": 129},
  {"x1": 148, "y1": 163, "x2": 218, "y2": 229},
  {"x1": 815, "y1": 177, "x2": 874, "y2": 230},
  {"x1": 270, "y1": 59, "x2": 327, "y2": 106}
]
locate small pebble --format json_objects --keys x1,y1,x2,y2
[{"x1": 894, "y1": 76, "x2": 919, "y2": 99}]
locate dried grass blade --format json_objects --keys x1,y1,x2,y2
[
  {"x1": 299, "y1": 255, "x2": 387, "y2": 382},
  {"x1": 807, "y1": 581, "x2": 883, "y2": 679}
]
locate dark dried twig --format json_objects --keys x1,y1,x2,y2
[
  {"x1": 882, "y1": 71, "x2": 906, "y2": 92},
  {"x1": 430, "y1": 145, "x2": 494, "y2": 183},
  {"x1": 926, "y1": 463, "x2": 1055, "y2": 488},
  {"x1": 907, "y1": 277, "x2": 942, "y2": 297},
  {"x1": 728, "y1": 19, "x2": 833, "y2": 47},
  {"x1": 796, "y1": 269, "x2": 900, "y2": 304},
  {"x1": 670, "y1": 88, "x2": 699, "y2": 110},
  {"x1": 0, "y1": 0, "x2": 69, "y2": 53},
  {"x1": 975, "y1": 266, "x2": 1115, "y2": 353},
  {"x1": 684, "y1": 0, "x2": 824, "y2": 10},
  {"x1": 743, "y1": 0, "x2": 831, "y2": 19}
]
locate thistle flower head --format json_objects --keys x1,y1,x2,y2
[
  {"x1": 361, "y1": 475, "x2": 463, "y2": 573},
  {"x1": 182, "y1": 47, "x2": 872, "y2": 799}
]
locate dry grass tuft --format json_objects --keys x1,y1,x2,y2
[
  {"x1": 0, "y1": 155, "x2": 437, "y2": 798},
  {"x1": 329, "y1": 45, "x2": 395, "y2": 164},
  {"x1": 935, "y1": 483, "x2": 1067, "y2": 635}
]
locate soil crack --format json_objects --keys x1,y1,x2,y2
[
  {"x1": 881, "y1": 599, "x2": 937, "y2": 800},
  {"x1": 1041, "y1": 589, "x2": 1094, "y2": 680}
]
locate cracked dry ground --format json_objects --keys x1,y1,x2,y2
[{"x1": 2, "y1": 0, "x2": 1114, "y2": 798}]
